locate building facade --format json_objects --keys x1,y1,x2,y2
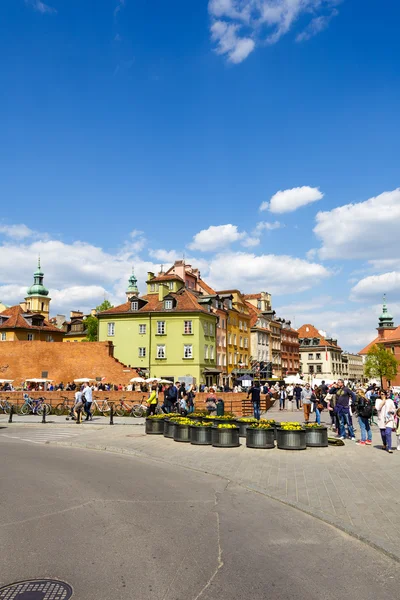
[
  {"x1": 98, "y1": 271, "x2": 218, "y2": 385},
  {"x1": 217, "y1": 290, "x2": 251, "y2": 379},
  {"x1": 297, "y1": 324, "x2": 342, "y2": 381},
  {"x1": 280, "y1": 323, "x2": 300, "y2": 376},
  {"x1": 341, "y1": 352, "x2": 365, "y2": 382}
]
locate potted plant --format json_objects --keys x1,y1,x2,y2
[
  {"x1": 163, "y1": 415, "x2": 185, "y2": 438},
  {"x1": 260, "y1": 419, "x2": 279, "y2": 440},
  {"x1": 173, "y1": 418, "x2": 193, "y2": 443},
  {"x1": 211, "y1": 423, "x2": 240, "y2": 448},
  {"x1": 187, "y1": 411, "x2": 208, "y2": 422},
  {"x1": 305, "y1": 423, "x2": 328, "y2": 447},
  {"x1": 246, "y1": 422, "x2": 275, "y2": 449},
  {"x1": 145, "y1": 413, "x2": 166, "y2": 435},
  {"x1": 190, "y1": 420, "x2": 213, "y2": 445},
  {"x1": 276, "y1": 422, "x2": 306, "y2": 450},
  {"x1": 236, "y1": 417, "x2": 257, "y2": 437},
  {"x1": 214, "y1": 415, "x2": 238, "y2": 426}
]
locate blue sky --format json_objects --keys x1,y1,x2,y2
[{"x1": 1, "y1": 0, "x2": 400, "y2": 351}]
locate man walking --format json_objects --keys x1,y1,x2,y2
[
  {"x1": 294, "y1": 383, "x2": 302, "y2": 410},
  {"x1": 330, "y1": 379, "x2": 356, "y2": 440},
  {"x1": 301, "y1": 383, "x2": 313, "y2": 423},
  {"x1": 83, "y1": 382, "x2": 93, "y2": 421},
  {"x1": 247, "y1": 381, "x2": 261, "y2": 420}
]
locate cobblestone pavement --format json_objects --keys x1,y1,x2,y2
[{"x1": 2, "y1": 406, "x2": 400, "y2": 561}]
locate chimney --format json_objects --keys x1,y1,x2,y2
[
  {"x1": 147, "y1": 272, "x2": 155, "y2": 281},
  {"x1": 70, "y1": 310, "x2": 83, "y2": 319},
  {"x1": 158, "y1": 283, "x2": 169, "y2": 301}
]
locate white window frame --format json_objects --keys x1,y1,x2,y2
[
  {"x1": 150, "y1": 283, "x2": 155, "y2": 292},
  {"x1": 139, "y1": 347, "x2": 146, "y2": 358},
  {"x1": 210, "y1": 346, "x2": 214, "y2": 360},
  {"x1": 244, "y1": 338, "x2": 248, "y2": 349},
  {"x1": 308, "y1": 353, "x2": 313, "y2": 360},
  {"x1": 139, "y1": 324, "x2": 146, "y2": 334},
  {"x1": 184, "y1": 344, "x2": 193, "y2": 359},
  {"x1": 168, "y1": 281, "x2": 174, "y2": 290},
  {"x1": 131, "y1": 301, "x2": 139, "y2": 311},
  {"x1": 157, "y1": 321, "x2": 166, "y2": 335},
  {"x1": 27, "y1": 333, "x2": 34, "y2": 341},
  {"x1": 204, "y1": 344, "x2": 209, "y2": 359},
  {"x1": 164, "y1": 300, "x2": 173, "y2": 310},
  {"x1": 239, "y1": 336, "x2": 243, "y2": 348},
  {"x1": 244, "y1": 322, "x2": 247, "y2": 331},
  {"x1": 209, "y1": 323, "x2": 214, "y2": 336},
  {"x1": 107, "y1": 322, "x2": 115, "y2": 337},
  {"x1": 239, "y1": 320, "x2": 242, "y2": 330},
  {"x1": 156, "y1": 344, "x2": 166, "y2": 359},
  {"x1": 0, "y1": 332, "x2": 6, "y2": 341}
]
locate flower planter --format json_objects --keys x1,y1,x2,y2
[
  {"x1": 214, "y1": 418, "x2": 237, "y2": 427},
  {"x1": 276, "y1": 428, "x2": 306, "y2": 450},
  {"x1": 164, "y1": 418, "x2": 177, "y2": 438},
  {"x1": 190, "y1": 425, "x2": 212, "y2": 445},
  {"x1": 237, "y1": 420, "x2": 257, "y2": 437},
  {"x1": 273, "y1": 422, "x2": 281, "y2": 441},
  {"x1": 305, "y1": 427, "x2": 328, "y2": 447},
  {"x1": 145, "y1": 418, "x2": 165, "y2": 435},
  {"x1": 246, "y1": 428, "x2": 275, "y2": 449},
  {"x1": 174, "y1": 423, "x2": 191, "y2": 443},
  {"x1": 211, "y1": 427, "x2": 240, "y2": 448}
]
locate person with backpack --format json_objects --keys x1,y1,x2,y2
[
  {"x1": 247, "y1": 381, "x2": 261, "y2": 420},
  {"x1": 355, "y1": 389, "x2": 373, "y2": 446}
]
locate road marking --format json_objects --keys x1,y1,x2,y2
[{"x1": 1, "y1": 428, "x2": 83, "y2": 445}]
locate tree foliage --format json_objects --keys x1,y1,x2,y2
[
  {"x1": 364, "y1": 344, "x2": 398, "y2": 387},
  {"x1": 84, "y1": 300, "x2": 114, "y2": 342},
  {"x1": 96, "y1": 299, "x2": 113, "y2": 312}
]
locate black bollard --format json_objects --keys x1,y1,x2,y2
[
  {"x1": 42, "y1": 407, "x2": 46, "y2": 424},
  {"x1": 8, "y1": 404, "x2": 13, "y2": 423},
  {"x1": 110, "y1": 404, "x2": 114, "y2": 425}
]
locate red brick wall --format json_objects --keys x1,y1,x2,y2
[{"x1": 0, "y1": 341, "x2": 137, "y2": 386}]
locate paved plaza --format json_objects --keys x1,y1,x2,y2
[{"x1": 2, "y1": 406, "x2": 400, "y2": 562}]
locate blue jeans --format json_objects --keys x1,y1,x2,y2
[
  {"x1": 279, "y1": 398, "x2": 285, "y2": 410},
  {"x1": 380, "y1": 427, "x2": 392, "y2": 451},
  {"x1": 338, "y1": 411, "x2": 354, "y2": 438},
  {"x1": 253, "y1": 402, "x2": 260, "y2": 420},
  {"x1": 315, "y1": 408, "x2": 321, "y2": 425},
  {"x1": 358, "y1": 416, "x2": 372, "y2": 442},
  {"x1": 85, "y1": 401, "x2": 92, "y2": 419}
]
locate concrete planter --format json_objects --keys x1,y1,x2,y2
[
  {"x1": 145, "y1": 418, "x2": 165, "y2": 435},
  {"x1": 211, "y1": 427, "x2": 240, "y2": 448},
  {"x1": 164, "y1": 418, "x2": 177, "y2": 438},
  {"x1": 305, "y1": 427, "x2": 328, "y2": 447},
  {"x1": 237, "y1": 420, "x2": 257, "y2": 437},
  {"x1": 214, "y1": 418, "x2": 238, "y2": 427},
  {"x1": 174, "y1": 423, "x2": 191, "y2": 443},
  {"x1": 246, "y1": 427, "x2": 275, "y2": 449},
  {"x1": 276, "y1": 428, "x2": 306, "y2": 450},
  {"x1": 190, "y1": 426, "x2": 212, "y2": 445}
]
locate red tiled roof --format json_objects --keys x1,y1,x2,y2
[
  {"x1": 0, "y1": 305, "x2": 63, "y2": 333},
  {"x1": 198, "y1": 279, "x2": 216, "y2": 295},
  {"x1": 98, "y1": 289, "x2": 211, "y2": 316},
  {"x1": 243, "y1": 293, "x2": 261, "y2": 300},
  {"x1": 297, "y1": 323, "x2": 341, "y2": 350},
  {"x1": 244, "y1": 301, "x2": 260, "y2": 328},
  {"x1": 359, "y1": 326, "x2": 400, "y2": 354},
  {"x1": 147, "y1": 274, "x2": 184, "y2": 283}
]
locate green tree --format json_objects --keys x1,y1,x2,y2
[
  {"x1": 84, "y1": 300, "x2": 114, "y2": 342},
  {"x1": 364, "y1": 344, "x2": 398, "y2": 387}
]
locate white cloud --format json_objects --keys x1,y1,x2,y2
[
  {"x1": 25, "y1": 0, "x2": 56, "y2": 14},
  {"x1": 351, "y1": 272, "x2": 400, "y2": 303},
  {"x1": 261, "y1": 186, "x2": 323, "y2": 213},
  {"x1": 0, "y1": 224, "x2": 36, "y2": 240},
  {"x1": 210, "y1": 20, "x2": 255, "y2": 63},
  {"x1": 209, "y1": 0, "x2": 341, "y2": 63},
  {"x1": 148, "y1": 248, "x2": 182, "y2": 263},
  {"x1": 188, "y1": 224, "x2": 246, "y2": 251},
  {"x1": 241, "y1": 238, "x2": 260, "y2": 248},
  {"x1": 207, "y1": 251, "x2": 331, "y2": 294},
  {"x1": 254, "y1": 220, "x2": 282, "y2": 232},
  {"x1": 314, "y1": 188, "x2": 400, "y2": 260}
]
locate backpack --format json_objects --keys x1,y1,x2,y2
[{"x1": 358, "y1": 396, "x2": 372, "y2": 419}]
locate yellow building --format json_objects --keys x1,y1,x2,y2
[
  {"x1": 217, "y1": 290, "x2": 251, "y2": 380},
  {"x1": 0, "y1": 305, "x2": 64, "y2": 342}
]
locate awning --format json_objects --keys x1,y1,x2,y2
[{"x1": 203, "y1": 368, "x2": 222, "y2": 374}]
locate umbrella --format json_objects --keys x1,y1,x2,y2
[
  {"x1": 74, "y1": 378, "x2": 95, "y2": 383},
  {"x1": 146, "y1": 378, "x2": 161, "y2": 383},
  {"x1": 0, "y1": 379, "x2": 14, "y2": 383},
  {"x1": 25, "y1": 378, "x2": 53, "y2": 383},
  {"x1": 159, "y1": 379, "x2": 173, "y2": 384},
  {"x1": 237, "y1": 375, "x2": 253, "y2": 381},
  {"x1": 284, "y1": 375, "x2": 303, "y2": 384},
  {"x1": 130, "y1": 377, "x2": 145, "y2": 383}
]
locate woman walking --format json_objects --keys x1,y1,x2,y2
[
  {"x1": 146, "y1": 385, "x2": 158, "y2": 416},
  {"x1": 376, "y1": 390, "x2": 396, "y2": 453}
]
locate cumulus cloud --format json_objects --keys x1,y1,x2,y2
[
  {"x1": 207, "y1": 251, "x2": 331, "y2": 294},
  {"x1": 314, "y1": 188, "x2": 400, "y2": 260},
  {"x1": 25, "y1": 0, "x2": 56, "y2": 14},
  {"x1": 209, "y1": 0, "x2": 341, "y2": 62},
  {"x1": 351, "y1": 272, "x2": 400, "y2": 302},
  {"x1": 0, "y1": 224, "x2": 36, "y2": 240},
  {"x1": 188, "y1": 224, "x2": 246, "y2": 251},
  {"x1": 261, "y1": 186, "x2": 323, "y2": 213}
]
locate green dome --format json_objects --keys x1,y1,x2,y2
[
  {"x1": 378, "y1": 294, "x2": 394, "y2": 328},
  {"x1": 127, "y1": 268, "x2": 139, "y2": 294},
  {"x1": 26, "y1": 258, "x2": 49, "y2": 297}
]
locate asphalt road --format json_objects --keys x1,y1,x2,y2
[{"x1": 0, "y1": 436, "x2": 398, "y2": 600}]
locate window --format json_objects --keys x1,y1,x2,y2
[
  {"x1": 217, "y1": 353, "x2": 221, "y2": 366},
  {"x1": 239, "y1": 354, "x2": 243, "y2": 363},
  {"x1": 203, "y1": 322, "x2": 208, "y2": 335},
  {"x1": 184, "y1": 344, "x2": 193, "y2": 359},
  {"x1": 229, "y1": 353, "x2": 232, "y2": 364},
  {"x1": 239, "y1": 320, "x2": 242, "y2": 330},
  {"x1": 257, "y1": 300, "x2": 261, "y2": 309},
  {"x1": 156, "y1": 345, "x2": 166, "y2": 359},
  {"x1": 27, "y1": 333, "x2": 34, "y2": 341},
  {"x1": 239, "y1": 336, "x2": 243, "y2": 348},
  {"x1": 157, "y1": 321, "x2": 166, "y2": 335},
  {"x1": 308, "y1": 353, "x2": 313, "y2": 360},
  {"x1": 222, "y1": 336, "x2": 226, "y2": 347},
  {"x1": 204, "y1": 345, "x2": 209, "y2": 359},
  {"x1": 131, "y1": 301, "x2": 139, "y2": 311},
  {"x1": 210, "y1": 346, "x2": 214, "y2": 360},
  {"x1": 184, "y1": 320, "x2": 192, "y2": 334},
  {"x1": 107, "y1": 322, "x2": 115, "y2": 336},
  {"x1": 316, "y1": 365, "x2": 322, "y2": 373},
  {"x1": 233, "y1": 334, "x2": 237, "y2": 345},
  {"x1": 221, "y1": 319, "x2": 225, "y2": 329},
  {"x1": 228, "y1": 333, "x2": 232, "y2": 345},
  {"x1": 139, "y1": 324, "x2": 146, "y2": 334},
  {"x1": 0, "y1": 332, "x2": 5, "y2": 341},
  {"x1": 150, "y1": 283, "x2": 155, "y2": 292},
  {"x1": 168, "y1": 281, "x2": 174, "y2": 290},
  {"x1": 244, "y1": 322, "x2": 247, "y2": 331},
  {"x1": 139, "y1": 347, "x2": 146, "y2": 357},
  {"x1": 164, "y1": 300, "x2": 173, "y2": 310},
  {"x1": 46, "y1": 335, "x2": 54, "y2": 342},
  {"x1": 223, "y1": 354, "x2": 227, "y2": 366},
  {"x1": 234, "y1": 353, "x2": 237, "y2": 365},
  {"x1": 309, "y1": 365, "x2": 314, "y2": 374},
  {"x1": 316, "y1": 353, "x2": 321, "y2": 360},
  {"x1": 209, "y1": 323, "x2": 214, "y2": 336},
  {"x1": 244, "y1": 338, "x2": 248, "y2": 349}
]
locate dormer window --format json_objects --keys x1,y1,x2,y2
[
  {"x1": 168, "y1": 281, "x2": 174, "y2": 290},
  {"x1": 131, "y1": 301, "x2": 139, "y2": 311},
  {"x1": 164, "y1": 300, "x2": 173, "y2": 310}
]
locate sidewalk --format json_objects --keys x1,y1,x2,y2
[{"x1": 3, "y1": 407, "x2": 400, "y2": 561}]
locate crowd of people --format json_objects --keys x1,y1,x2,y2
[{"x1": 246, "y1": 380, "x2": 400, "y2": 453}]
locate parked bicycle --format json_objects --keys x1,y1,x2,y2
[
  {"x1": 54, "y1": 395, "x2": 73, "y2": 416},
  {"x1": 0, "y1": 396, "x2": 12, "y2": 414},
  {"x1": 91, "y1": 397, "x2": 113, "y2": 416},
  {"x1": 19, "y1": 395, "x2": 51, "y2": 416}
]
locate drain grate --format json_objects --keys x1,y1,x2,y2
[{"x1": 0, "y1": 580, "x2": 72, "y2": 599}]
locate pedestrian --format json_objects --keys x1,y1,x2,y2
[
  {"x1": 301, "y1": 383, "x2": 313, "y2": 423},
  {"x1": 247, "y1": 381, "x2": 261, "y2": 420},
  {"x1": 396, "y1": 408, "x2": 400, "y2": 451},
  {"x1": 187, "y1": 384, "x2": 195, "y2": 414},
  {"x1": 206, "y1": 388, "x2": 217, "y2": 415},
  {"x1": 82, "y1": 382, "x2": 93, "y2": 421},
  {"x1": 146, "y1": 385, "x2": 158, "y2": 416},
  {"x1": 355, "y1": 389, "x2": 373, "y2": 446},
  {"x1": 293, "y1": 384, "x2": 302, "y2": 410},
  {"x1": 70, "y1": 387, "x2": 82, "y2": 419},
  {"x1": 330, "y1": 379, "x2": 355, "y2": 441},
  {"x1": 376, "y1": 390, "x2": 396, "y2": 453},
  {"x1": 278, "y1": 386, "x2": 286, "y2": 411},
  {"x1": 286, "y1": 384, "x2": 294, "y2": 410},
  {"x1": 178, "y1": 393, "x2": 188, "y2": 416}
]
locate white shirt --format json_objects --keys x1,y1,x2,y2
[
  {"x1": 84, "y1": 386, "x2": 93, "y2": 402},
  {"x1": 74, "y1": 391, "x2": 82, "y2": 404},
  {"x1": 376, "y1": 398, "x2": 396, "y2": 429}
]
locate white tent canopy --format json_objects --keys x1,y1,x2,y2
[
  {"x1": 74, "y1": 378, "x2": 95, "y2": 383},
  {"x1": 0, "y1": 379, "x2": 14, "y2": 383},
  {"x1": 130, "y1": 377, "x2": 145, "y2": 383},
  {"x1": 146, "y1": 378, "x2": 161, "y2": 383},
  {"x1": 284, "y1": 375, "x2": 303, "y2": 384},
  {"x1": 25, "y1": 378, "x2": 53, "y2": 383}
]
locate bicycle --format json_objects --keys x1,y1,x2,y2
[
  {"x1": 19, "y1": 395, "x2": 52, "y2": 416},
  {"x1": 0, "y1": 396, "x2": 12, "y2": 414},
  {"x1": 54, "y1": 395, "x2": 73, "y2": 416},
  {"x1": 91, "y1": 397, "x2": 114, "y2": 416}
]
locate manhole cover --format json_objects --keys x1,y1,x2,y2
[{"x1": 0, "y1": 580, "x2": 72, "y2": 599}]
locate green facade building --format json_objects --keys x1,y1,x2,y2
[{"x1": 98, "y1": 271, "x2": 219, "y2": 385}]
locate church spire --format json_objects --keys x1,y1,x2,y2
[
  {"x1": 126, "y1": 267, "x2": 139, "y2": 298},
  {"x1": 378, "y1": 294, "x2": 394, "y2": 329}
]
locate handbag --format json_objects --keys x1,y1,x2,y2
[{"x1": 317, "y1": 403, "x2": 324, "y2": 411}]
